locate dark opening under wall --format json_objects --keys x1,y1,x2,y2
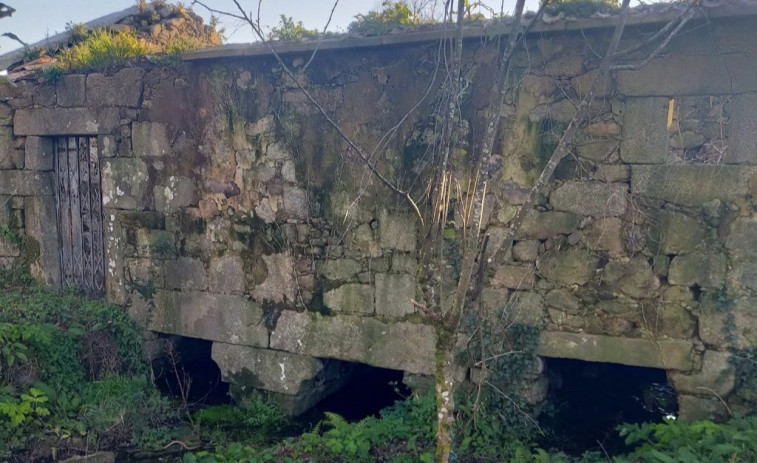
[
  {"x1": 299, "y1": 363, "x2": 409, "y2": 424},
  {"x1": 152, "y1": 336, "x2": 229, "y2": 405},
  {"x1": 539, "y1": 358, "x2": 677, "y2": 455}
]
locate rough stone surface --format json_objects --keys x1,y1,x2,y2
[
  {"x1": 270, "y1": 311, "x2": 436, "y2": 375},
  {"x1": 165, "y1": 257, "x2": 207, "y2": 290},
  {"x1": 0, "y1": 126, "x2": 15, "y2": 169},
  {"x1": 603, "y1": 257, "x2": 660, "y2": 299},
  {"x1": 321, "y1": 259, "x2": 362, "y2": 281},
  {"x1": 375, "y1": 273, "x2": 415, "y2": 318},
  {"x1": 649, "y1": 210, "x2": 705, "y2": 255},
  {"x1": 536, "y1": 248, "x2": 598, "y2": 285},
  {"x1": 24, "y1": 136, "x2": 54, "y2": 171},
  {"x1": 582, "y1": 217, "x2": 624, "y2": 256},
  {"x1": 619, "y1": 97, "x2": 669, "y2": 164},
  {"x1": 378, "y1": 210, "x2": 416, "y2": 252},
  {"x1": 575, "y1": 138, "x2": 618, "y2": 162},
  {"x1": 509, "y1": 291, "x2": 545, "y2": 326},
  {"x1": 209, "y1": 255, "x2": 245, "y2": 295},
  {"x1": 102, "y1": 158, "x2": 149, "y2": 209},
  {"x1": 516, "y1": 210, "x2": 578, "y2": 240},
  {"x1": 677, "y1": 394, "x2": 730, "y2": 422},
  {"x1": 324, "y1": 283, "x2": 374, "y2": 314},
  {"x1": 537, "y1": 331, "x2": 695, "y2": 371},
  {"x1": 550, "y1": 181, "x2": 627, "y2": 217},
  {"x1": 0, "y1": 171, "x2": 54, "y2": 196},
  {"x1": 668, "y1": 253, "x2": 726, "y2": 288},
  {"x1": 25, "y1": 195, "x2": 61, "y2": 286},
  {"x1": 725, "y1": 216, "x2": 757, "y2": 258},
  {"x1": 132, "y1": 121, "x2": 171, "y2": 157},
  {"x1": 727, "y1": 94, "x2": 757, "y2": 164},
  {"x1": 14, "y1": 107, "x2": 120, "y2": 135},
  {"x1": 86, "y1": 68, "x2": 144, "y2": 107},
  {"x1": 150, "y1": 290, "x2": 268, "y2": 347},
  {"x1": 155, "y1": 176, "x2": 196, "y2": 212},
  {"x1": 632, "y1": 165, "x2": 754, "y2": 207},
  {"x1": 56, "y1": 74, "x2": 86, "y2": 107},
  {"x1": 670, "y1": 350, "x2": 735, "y2": 397},
  {"x1": 512, "y1": 240, "x2": 539, "y2": 262},
  {"x1": 492, "y1": 264, "x2": 536, "y2": 290}
]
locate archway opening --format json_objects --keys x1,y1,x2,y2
[{"x1": 539, "y1": 358, "x2": 677, "y2": 456}]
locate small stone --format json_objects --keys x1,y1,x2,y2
[{"x1": 513, "y1": 240, "x2": 539, "y2": 262}]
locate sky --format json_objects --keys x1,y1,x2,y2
[{"x1": 0, "y1": 0, "x2": 543, "y2": 55}]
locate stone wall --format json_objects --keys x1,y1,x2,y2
[{"x1": 4, "y1": 12, "x2": 757, "y2": 418}]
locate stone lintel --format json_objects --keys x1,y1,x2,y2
[
  {"x1": 631, "y1": 165, "x2": 755, "y2": 207},
  {"x1": 537, "y1": 331, "x2": 695, "y2": 371},
  {"x1": 14, "y1": 107, "x2": 120, "y2": 136}
]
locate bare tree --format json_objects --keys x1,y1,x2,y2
[{"x1": 194, "y1": 1, "x2": 699, "y2": 461}]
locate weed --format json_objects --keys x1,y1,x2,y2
[
  {"x1": 58, "y1": 29, "x2": 148, "y2": 71},
  {"x1": 269, "y1": 15, "x2": 319, "y2": 41},
  {"x1": 41, "y1": 66, "x2": 63, "y2": 83},
  {"x1": 349, "y1": 1, "x2": 422, "y2": 36}
]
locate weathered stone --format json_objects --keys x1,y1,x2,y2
[
  {"x1": 677, "y1": 394, "x2": 730, "y2": 422},
  {"x1": 513, "y1": 240, "x2": 539, "y2": 262},
  {"x1": 698, "y1": 298, "x2": 757, "y2": 349},
  {"x1": 482, "y1": 287, "x2": 510, "y2": 313},
  {"x1": 32, "y1": 84, "x2": 56, "y2": 107},
  {"x1": 508, "y1": 291, "x2": 545, "y2": 326},
  {"x1": 617, "y1": 53, "x2": 757, "y2": 96},
  {"x1": 126, "y1": 258, "x2": 164, "y2": 288},
  {"x1": 391, "y1": 253, "x2": 417, "y2": 273},
  {"x1": 603, "y1": 257, "x2": 660, "y2": 299},
  {"x1": 0, "y1": 171, "x2": 54, "y2": 196},
  {"x1": 0, "y1": 126, "x2": 15, "y2": 169},
  {"x1": 537, "y1": 248, "x2": 598, "y2": 285},
  {"x1": 154, "y1": 176, "x2": 196, "y2": 212},
  {"x1": 537, "y1": 331, "x2": 695, "y2": 371},
  {"x1": 60, "y1": 451, "x2": 115, "y2": 463},
  {"x1": 321, "y1": 259, "x2": 362, "y2": 281},
  {"x1": 725, "y1": 216, "x2": 757, "y2": 258},
  {"x1": 516, "y1": 210, "x2": 578, "y2": 240},
  {"x1": 165, "y1": 257, "x2": 207, "y2": 290},
  {"x1": 670, "y1": 350, "x2": 735, "y2": 397},
  {"x1": 134, "y1": 229, "x2": 176, "y2": 259},
  {"x1": 282, "y1": 187, "x2": 309, "y2": 220},
  {"x1": 575, "y1": 138, "x2": 618, "y2": 162},
  {"x1": 104, "y1": 211, "x2": 127, "y2": 304},
  {"x1": 593, "y1": 165, "x2": 630, "y2": 183},
  {"x1": 582, "y1": 217, "x2": 624, "y2": 256},
  {"x1": 102, "y1": 158, "x2": 149, "y2": 210},
  {"x1": 378, "y1": 210, "x2": 416, "y2": 252},
  {"x1": 213, "y1": 343, "x2": 347, "y2": 416},
  {"x1": 324, "y1": 283, "x2": 374, "y2": 314},
  {"x1": 632, "y1": 165, "x2": 754, "y2": 207},
  {"x1": 348, "y1": 223, "x2": 381, "y2": 257},
  {"x1": 545, "y1": 288, "x2": 582, "y2": 314},
  {"x1": 492, "y1": 264, "x2": 536, "y2": 290},
  {"x1": 550, "y1": 181, "x2": 627, "y2": 217},
  {"x1": 132, "y1": 121, "x2": 171, "y2": 157},
  {"x1": 642, "y1": 302, "x2": 696, "y2": 338},
  {"x1": 668, "y1": 253, "x2": 726, "y2": 288},
  {"x1": 251, "y1": 253, "x2": 296, "y2": 304},
  {"x1": 86, "y1": 68, "x2": 144, "y2": 107},
  {"x1": 117, "y1": 211, "x2": 165, "y2": 229},
  {"x1": 619, "y1": 97, "x2": 669, "y2": 164},
  {"x1": 209, "y1": 255, "x2": 245, "y2": 295},
  {"x1": 14, "y1": 107, "x2": 120, "y2": 135},
  {"x1": 649, "y1": 210, "x2": 705, "y2": 255},
  {"x1": 727, "y1": 94, "x2": 757, "y2": 164},
  {"x1": 56, "y1": 74, "x2": 86, "y2": 107},
  {"x1": 270, "y1": 311, "x2": 436, "y2": 375},
  {"x1": 24, "y1": 136, "x2": 53, "y2": 171},
  {"x1": 150, "y1": 290, "x2": 268, "y2": 347},
  {"x1": 375, "y1": 272, "x2": 415, "y2": 318}
]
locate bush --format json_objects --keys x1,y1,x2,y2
[
  {"x1": 348, "y1": 1, "x2": 422, "y2": 36},
  {"x1": 269, "y1": 15, "x2": 319, "y2": 41}
]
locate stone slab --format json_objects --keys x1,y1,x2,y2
[
  {"x1": 270, "y1": 311, "x2": 436, "y2": 375},
  {"x1": 620, "y1": 97, "x2": 669, "y2": 164},
  {"x1": 550, "y1": 181, "x2": 627, "y2": 217},
  {"x1": 323, "y1": 283, "x2": 374, "y2": 314},
  {"x1": 537, "y1": 331, "x2": 695, "y2": 371},
  {"x1": 149, "y1": 290, "x2": 269, "y2": 347},
  {"x1": 86, "y1": 68, "x2": 144, "y2": 107},
  {"x1": 726, "y1": 93, "x2": 757, "y2": 164},
  {"x1": 24, "y1": 136, "x2": 54, "y2": 171},
  {"x1": 0, "y1": 171, "x2": 54, "y2": 196},
  {"x1": 374, "y1": 272, "x2": 415, "y2": 318},
  {"x1": 14, "y1": 107, "x2": 120, "y2": 136},
  {"x1": 631, "y1": 165, "x2": 755, "y2": 207},
  {"x1": 24, "y1": 195, "x2": 60, "y2": 286}
]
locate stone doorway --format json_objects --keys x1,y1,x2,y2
[{"x1": 54, "y1": 136, "x2": 106, "y2": 295}]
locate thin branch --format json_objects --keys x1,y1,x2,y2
[
  {"x1": 612, "y1": 2, "x2": 696, "y2": 59},
  {"x1": 302, "y1": 0, "x2": 341, "y2": 72}
]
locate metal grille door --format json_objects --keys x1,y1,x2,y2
[{"x1": 54, "y1": 136, "x2": 106, "y2": 295}]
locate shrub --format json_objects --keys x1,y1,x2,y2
[
  {"x1": 348, "y1": 1, "x2": 422, "y2": 36},
  {"x1": 269, "y1": 15, "x2": 320, "y2": 41}
]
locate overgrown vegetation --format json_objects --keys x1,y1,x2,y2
[
  {"x1": 0, "y1": 275, "x2": 178, "y2": 460},
  {"x1": 269, "y1": 15, "x2": 320, "y2": 41},
  {"x1": 57, "y1": 28, "x2": 148, "y2": 71},
  {"x1": 348, "y1": 1, "x2": 423, "y2": 36}
]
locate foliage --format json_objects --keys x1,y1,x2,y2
[
  {"x1": 546, "y1": 0, "x2": 620, "y2": 17},
  {"x1": 0, "y1": 283, "x2": 173, "y2": 457},
  {"x1": 192, "y1": 399, "x2": 288, "y2": 445},
  {"x1": 41, "y1": 65, "x2": 64, "y2": 83},
  {"x1": 269, "y1": 15, "x2": 319, "y2": 41},
  {"x1": 614, "y1": 415, "x2": 757, "y2": 463},
  {"x1": 65, "y1": 21, "x2": 91, "y2": 44},
  {"x1": 58, "y1": 28, "x2": 148, "y2": 71},
  {"x1": 349, "y1": 1, "x2": 423, "y2": 36},
  {"x1": 165, "y1": 34, "x2": 208, "y2": 55}
]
